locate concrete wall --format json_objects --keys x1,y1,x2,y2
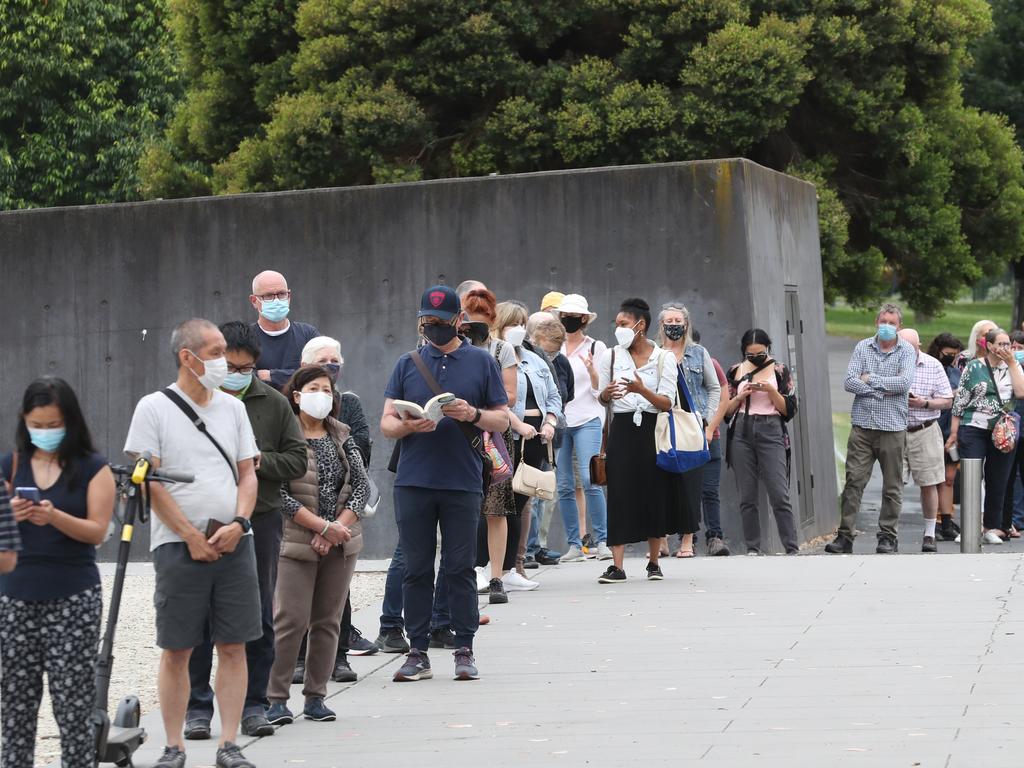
[{"x1": 0, "y1": 159, "x2": 835, "y2": 558}]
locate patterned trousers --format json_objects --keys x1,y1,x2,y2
[{"x1": 0, "y1": 585, "x2": 102, "y2": 768}]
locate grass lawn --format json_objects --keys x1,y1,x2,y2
[
  {"x1": 825, "y1": 300, "x2": 1013, "y2": 344},
  {"x1": 832, "y1": 411, "x2": 851, "y2": 484}
]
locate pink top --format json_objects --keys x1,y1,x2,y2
[{"x1": 737, "y1": 379, "x2": 779, "y2": 416}]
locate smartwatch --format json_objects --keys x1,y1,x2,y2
[{"x1": 232, "y1": 516, "x2": 252, "y2": 534}]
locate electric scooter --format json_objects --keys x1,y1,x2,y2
[{"x1": 93, "y1": 454, "x2": 193, "y2": 767}]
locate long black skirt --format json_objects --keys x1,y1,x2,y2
[{"x1": 606, "y1": 411, "x2": 701, "y2": 545}]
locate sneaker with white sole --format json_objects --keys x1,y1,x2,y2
[
  {"x1": 476, "y1": 566, "x2": 490, "y2": 593},
  {"x1": 983, "y1": 530, "x2": 1004, "y2": 545},
  {"x1": 559, "y1": 545, "x2": 585, "y2": 563},
  {"x1": 595, "y1": 542, "x2": 613, "y2": 560},
  {"x1": 502, "y1": 571, "x2": 539, "y2": 591}
]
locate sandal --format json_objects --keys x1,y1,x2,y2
[
  {"x1": 675, "y1": 547, "x2": 695, "y2": 558},
  {"x1": 1010, "y1": 528, "x2": 1022, "y2": 539}
]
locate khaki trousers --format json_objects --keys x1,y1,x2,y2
[{"x1": 840, "y1": 426, "x2": 906, "y2": 539}]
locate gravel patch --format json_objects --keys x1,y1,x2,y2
[{"x1": 32, "y1": 566, "x2": 385, "y2": 766}]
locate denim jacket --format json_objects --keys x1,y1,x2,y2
[
  {"x1": 681, "y1": 343, "x2": 721, "y2": 421},
  {"x1": 513, "y1": 347, "x2": 564, "y2": 426}
]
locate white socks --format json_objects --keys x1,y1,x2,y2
[{"x1": 924, "y1": 518, "x2": 937, "y2": 538}]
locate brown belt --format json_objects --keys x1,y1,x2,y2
[{"x1": 907, "y1": 419, "x2": 937, "y2": 434}]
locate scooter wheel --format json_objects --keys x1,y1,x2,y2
[{"x1": 113, "y1": 696, "x2": 141, "y2": 729}]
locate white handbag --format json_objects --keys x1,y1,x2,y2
[
  {"x1": 654, "y1": 351, "x2": 710, "y2": 473},
  {"x1": 512, "y1": 439, "x2": 556, "y2": 500}
]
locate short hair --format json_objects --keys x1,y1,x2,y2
[
  {"x1": 529, "y1": 314, "x2": 566, "y2": 346},
  {"x1": 876, "y1": 302, "x2": 903, "y2": 325},
  {"x1": 462, "y1": 288, "x2": 498, "y2": 323},
  {"x1": 170, "y1": 318, "x2": 218, "y2": 367},
  {"x1": 301, "y1": 336, "x2": 344, "y2": 366},
  {"x1": 740, "y1": 328, "x2": 772, "y2": 353},
  {"x1": 656, "y1": 302, "x2": 692, "y2": 346},
  {"x1": 1011, "y1": 330, "x2": 1024, "y2": 345},
  {"x1": 619, "y1": 297, "x2": 651, "y2": 334},
  {"x1": 220, "y1": 321, "x2": 261, "y2": 362},
  {"x1": 927, "y1": 333, "x2": 964, "y2": 359},
  {"x1": 456, "y1": 280, "x2": 486, "y2": 299},
  {"x1": 985, "y1": 327, "x2": 1008, "y2": 346},
  {"x1": 495, "y1": 301, "x2": 528, "y2": 337}
]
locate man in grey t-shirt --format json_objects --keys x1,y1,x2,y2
[{"x1": 124, "y1": 319, "x2": 260, "y2": 768}]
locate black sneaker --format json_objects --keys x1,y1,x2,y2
[
  {"x1": 876, "y1": 535, "x2": 898, "y2": 554},
  {"x1": 535, "y1": 550, "x2": 561, "y2": 565},
  {"x1": 488, "y1": 578, "x2": 508, "y2": 604},
  {"x1": 824, "y1": 534, "x2": 853, "y2": 554},
  {"x1": 241, "y1": 712, "x2": 274, "y2": 737},
  {"x1": 154, "y1": 746, "x2": 187, "y2": 768},
  {"x1": 183, "y1": 717, "x2": 211, "y2": 740},
  {"x1": 348, "y1": 626, "x2": 378, "y2": 656},
  {"x1": 453, "y1": 647, "x2": 479, "y2": 681},
  {"x1": 598, "y1": 565, "x2": 626, "y2": 583},
  {"x1": 429, "y1": 626, "x2": 457, "y2": 649},
  {"x1": 291, "y1": 660, "x2": 305, "y2": 685},
  {"x1": 265, "y1": 702, "x2": 293, "y2": 725},
  {"x1": 646, "y1": 561, "x2": 664, "y2": 581},
  {"x1": 523, "y1": 555, "x2": 540, "y2": 570},
  {"x1": 303, "y1": 697, "x2": 336, "y2": 722},
  {"x1": 922, "y1": 535, "x2": 937, "y2": 554},
  {"x1": 216, "y1": 741, "x2": 255, "y2": 768},
  {"x1": 706, "y1": 537, "x2": 731, "y2": 556},
  {"x1": 394, "y1": 649, "x2": 432, "y2": 682},
  {"x1": 938, "y1": 517, "x2": 958, "y2": 541},
  {"x1": 375, "y1": 627, "x2": 410, "y2": 654},
  {"x1": 332, "y1": 654, "x2": 357, "y2": 682}
]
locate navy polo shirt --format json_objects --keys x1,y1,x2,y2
[{"x1": 385, "y1": 340, "x2": 507, "y2": 493}]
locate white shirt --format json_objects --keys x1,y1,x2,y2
[
  {"x1": 562, "y1": 336, "x2": 609, "y2": 428},
  {"x1": 598, "y1": 342, "x2": 678, "y2": 423},
  {"x1": 124, "y1": 383, "x2": 259, "y2": 550}
]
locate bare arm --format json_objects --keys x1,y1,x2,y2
[
  {"x1": 0, "y1": 552, "x2": 15, "y2": 573},
  {"x1": 501, "y1": 365, "x2": 518, "y2": 410}
]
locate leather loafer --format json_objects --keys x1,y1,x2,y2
[
  {"x1": 183, "y1": 717, "x2": 211, "y2": 740},
  {"x1": 824, "y1": 535, "x2": 853, "y2": 554},
  {"x1": 241, "y1": 712, "x2": 275, "y2": 737}
]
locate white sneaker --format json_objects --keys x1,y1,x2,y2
[
  {"x1": 501, "y1": 571, "x2": 540, "y2": 591},
  {"x1": 595, "y1": 542, "x2": 613, "y2": 561},
  {"x1": 559, "y1": 545, "x2": 585, "y2": 563},
  {"x1": 476, "y1": 566, "x2": 490, "y2": 593},
  {"x1": 983, "y1": 530, "x2": 1004, "y2": 545}
]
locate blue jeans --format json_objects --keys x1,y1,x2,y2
[
  {"x1": 701, "y1": 438, "x2": 723, "y2": 540},
  {"x1": 556, "y1": 417, "x2": 608, "y2": 548},
  {"x1": 379, "y1": 540, "x2": 450, "y2": 632}
]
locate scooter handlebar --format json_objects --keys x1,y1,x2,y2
[{"x1": 109, "y1": 464, "x2": 194, "y2": 484}]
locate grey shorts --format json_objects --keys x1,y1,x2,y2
[{"x1": 153, "y1": 535, "x2": 262, "y2": 650}]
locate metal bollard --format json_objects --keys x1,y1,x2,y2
[{"x1": 960, "y1": 457, "x2": 983, "y2": 554}]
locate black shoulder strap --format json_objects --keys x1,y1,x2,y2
[
  {"x1": 590, "y1": 340, "x2": 596, "y2": 357},
  {"x1": 161, "y1": 389, "x2": 239, "y2": 485},
  {"x1": 409, "y1": 351, "x2": 483, "y2": 452},
  {"x1": 985, "y1": 360, "x2": 1005, "y2": 406}
]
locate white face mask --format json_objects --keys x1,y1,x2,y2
[
  {"x1": 190, "y1": 353, "x2": 229, "y2": 390},
  {"x1": 615, "y1": 323, "x2": 640, "y2": 348},
  {"x1": 504, "y1": 325, "x2": 527, "y2": 347},
  {"x1": 299, "y1": 391, "x2": 334, "y2": 420}
]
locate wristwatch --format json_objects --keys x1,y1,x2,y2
[
  {"x1": 471, "y1": 408, "x2": 483, "y2": 424},
  {"x1": 232, "y1": 516, "x2": 252, "y2": 533}
]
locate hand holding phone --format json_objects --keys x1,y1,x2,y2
[{"x1": 15, "y1": 487, "x2": 40, "y2": 503}]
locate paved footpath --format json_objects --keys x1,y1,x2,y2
[{"x1": 112, "y1": 552, "x2": 1024, "y2": 768}]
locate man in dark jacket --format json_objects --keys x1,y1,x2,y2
[{"x1": 185, "y1": 321, "x2": 307, "y2": 739}]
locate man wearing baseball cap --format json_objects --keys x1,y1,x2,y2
[{"x1": 380, "y1": 285, "x2": 510, "y2": 682}]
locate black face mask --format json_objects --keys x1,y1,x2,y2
[
  {"x1": 746, "y1": 352, "x2": 769, "y2": 366},
  {"x1": 940, "y1": 353, "x2": 956, "y2": 367},
  {"x1": 561, "y1": 316, "x2": 584, "y2": 334},
  {"x1": 324, "y1": 363, "x2": 341, "y2": 382},
  {"x1": 663, "y1": 324, "x2": 686, "y2": 341},
  {"x1": 422, "y1": 322, "x2": 458, "y2": 347},
  {"x1": 461, "y1": 321, "x2": 491, "y2": 346}
]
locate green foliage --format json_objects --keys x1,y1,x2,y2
[
  {"x1": 964, "y1": 0, "x2": 1024, "y2": 144},
  {"x1": 0, "y1": 1, "x2": 180, "y2": 209},
  {"x1": 140, "y1": 0, "x2": 1024, "y2": 315},
  {"x1": 825, "y1": 299, "x2": 1013, "y2": 344}
]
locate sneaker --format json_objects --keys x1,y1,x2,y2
[
  {"x1": 876, "y1": 535, "x2": 898, "y2": 554},
  {"x1": 453, "y1": 647, "x2": 479, "y2": 681},
  {"x1": 291, "y1": 660, "x2": 305, "y2": 685},
  {"x1": 332, "y1": 655, "x2": 357, "y2": 683},
  {"x1": 216, "y1": 742, "x2": 255, "y2": 768},
  {"x1": 983, "y1": 530, "x2": 1004, "y2": 545},
  {"x1": 154, "y1": 746, "x2": 187, "y2": 768},
  {"x1": 595, "y1": 542, "x2": 614, "y2": 560},
  {"x1": 429, "y1": 626, "x2": 457, "y2": 649},
  {"x1": 393, "y1": 649, "x2": 432, "y2": 682},
  {"x1": 489, "y1": 577, "x2": 509, "y2": 604},
  {"x1": 706, "y1": 537, "x2": 731, "y2": 556},
  {"x1": 375, "y1": 627, "x2": 410, "y2": 654},
  {"x1": 646, "y1": 561, "x2": 664, "y2": 581},
  {"x1": 303, "y1": 697, "x2": 336, "y2": 722},
  {"x1": 535, "y1": 550, "x2": 561, "y2": 565},
  {"x1": 559, "y1": 545, "x2": 585, "y2": 563},
  {"x1": 598, "y1": 565, "x2": 626, "y2": 583},
  {"x1": 348, "y1": 626, "x2": 378, "y2": 656},
  {"x1": 265, "y1": 702, "x2": 294, "y2": 726},
  {"x1": 183, "y1": 717, "x2": 211, "y2": 740},
  {"x1": 824, "y1": 534, "x2": 853, "y2": 554},
  {"x1": 746, "y1": 549, "x2": 760, "y2": 556},
  {"x1": 476, "y1": 566, "x2": 490, "y2": 593},
  {"x1": 241, "y1": 712, "x2": 274, "y2": 737},
  {"x1": 937, "y1": 517, "x2": 958, "y2": 541},
  {"x1": 522, "y1": 555, "x2": 540, "y2": 570},
  {"x1": 502, "y1": 570, "x2": 539, "y2": 591},
  {"x1": 922, "y1": 535, "x2": 937, "y2": 554}
]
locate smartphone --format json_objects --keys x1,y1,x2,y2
[{"x1": 15, "y1": 487, "x2": 40, "y2": 503}]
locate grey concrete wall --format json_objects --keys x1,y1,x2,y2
[{"x1": 0, "y1": 159, "x2": 833, "y2": 558}]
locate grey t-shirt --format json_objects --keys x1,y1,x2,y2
[
  {"x1": 124, "y1": 383, "x2": 258, "y2": 550},
  {"x1": 488, "y1": 339, "x2": 517, "y2": 369}
]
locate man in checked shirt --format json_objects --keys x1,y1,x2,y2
[{"x1": 826, "y1": 303, "x2": 916, "y2": 554}]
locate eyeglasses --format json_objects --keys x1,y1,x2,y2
[
  {"x1": 257, "y1": 291, "x2": 291, "y2": 301},
  {"x1": 994, "y1": 342, "x2": 1012, "y2": 348},
  {"x1": 228, "y1": 365, "x2": 256, "y2": 375}
]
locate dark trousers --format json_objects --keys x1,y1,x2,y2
[
  {"x1": 1002, "y1": 438, "x2": 1024, "y2": 532},
  {"x1": 380, "y1": 540, "x2": 450, "y2": 631},
  {"x1": 702, "y1": 438, "x2": 723, "y2": 540},
  {"x1": 959, "y1": 425, "x2": 1015, "y2": 530},
  {"x1": 395, "y1": 486, "x2": 480, "y2": 651},
  {"x1": 188, "y1": 512, "x2": 282, "y2": 719}
]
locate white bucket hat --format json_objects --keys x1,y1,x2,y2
[{"x1": 553, "y1": 293, "x2": 597, "y2": 322}]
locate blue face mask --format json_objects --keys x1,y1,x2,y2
[
  {"x1": 222, "y1": 371, "x2": 253, "y2": 392},
  {"x1": 324, "y1": 363, "x2": 341, "y2": 382},
  {"x1": 1014, "y1": 351, "x2": 1024, "y2": 364},
  {"x1": 28, "y1": 427, "x2": 65, "y2": 453},
  {"x1": 877, "y1": 323, "x2": 898, "y2": 342},
  {"x1": 260, "y1": 298, "x2": 290, "y2": 322}
]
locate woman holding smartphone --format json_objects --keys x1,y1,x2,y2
[{"x1": 0, "y1": 376, "x2": 115, "y2": 768}]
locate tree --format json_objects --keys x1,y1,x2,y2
[
  {"x1": 143, "y1": 0, "x2": 1024, "y2": 315},
  {"x1": 0, "y1": 1, "x2": 180, "y2": 209}
]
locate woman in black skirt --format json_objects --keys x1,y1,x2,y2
[{"x1": 596, "y1": 298, "x2": 701, "y2": 583}]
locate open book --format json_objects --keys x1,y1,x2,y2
[{"x1": 392, "y1": 393, "x2": 455, "y2": 423}]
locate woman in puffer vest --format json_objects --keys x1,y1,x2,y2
[{"x1": 266, "y1": 365, "x2": 370, "y2": 726}]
